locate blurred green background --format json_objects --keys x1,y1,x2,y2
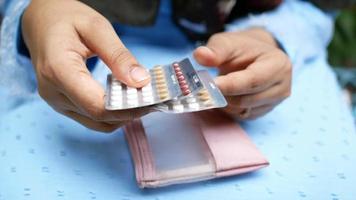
[
  {"x1": 328, "y1": 8, "x2": 356, "y2": 120},
  {"x1": 328, "y1": 9, "x2": 356, "y2": 68}
]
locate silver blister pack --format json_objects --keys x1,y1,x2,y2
[
  {"x1": 154, "y1": 70, "x2": 227, "y2": 113},
  {"x1": 105, "y1": 58, "x2": 203, "y2": 110}
]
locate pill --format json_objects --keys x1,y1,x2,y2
[
  {"x1": 158, "y1": 89, "x2": 169, "y2": 95},
  {"x1": 176, "y1": 71, "x2": 183, "y2": 76},
  {"x1": 178, "y1": 79, "x2": 187, "y2": 85},
  {"x1": 111, "y1": 81, "x2": 121, "y2": 86},
  {"x1": 155, "y1": 75, "x2": 165, "y2": 81},
  {"x1": 188, "y1": 102, "x2": 200, "y2": 109},
  {"x1": 126, "y1": 95, "x2": 138, "y2": 101},
  {"x1": 156, "y1": 84, "x2": 167, "y2": 90},
  {"x1": 173, "y1": 103, "x2": 184, "y2": 111},
  {"x1": 199, "y1": 93, "x2": 210, "y2": 101},
  {"x1": 155, "y1": 68, "x2": 164, "y2": 72},
  {"x1": 203, "y1": 100, "x2": 214, "y2": 107},
  {"x1": 159, "y1": 93, "x2": 169, "y2": 99},
  {"x1": 110, "y1": 94, "x2": 122, "y2": 100},
  {"x1": 127, "y1": 100, "x2": 138, "y2": 106},
  {"x1": 143, "y1": 96, "x2": 154, "y2": 103},
  {"x1": 142, "y1": 86, "x2": 152, "y2": 92},
  {"x1": 109, "y1": 101, "x2": 122, "y2": 107},
  {"x1": 153, "y1": 65, "x2": 163, "y2": 71},
  {"x1": 180, "y1": 84, "x2": 189, "y2": 90},
  {"x1": 174, "y1": 65, "x2": 181, "y2": 71},
  {"x1": 183, "y1": 89, "x2": 191, "y2": 95},
  {"x1": 142, "y1": 91, "x2": 153, "y2": 97},
  {"x1": 154, "y1": 69, "x2": 164, "y2": 74},
  {"x1": 198, "y1": 89, "x2": 208, "y2": 95},
  {"x1": 110, "y1": 91, "x2": 122, "y2": 98},
  {"x1": 126, "y1": 89, "x2": 137, "y2": 94},
  {"x1": 186, "y1": 97, "x2": 197, "y2": 103},
  {"x1": 155, "y1": 79, "x2": 166, "y2": 84},
  {"x1": 111, "y1": 85, "x2": 122, "y2": 90},
  {"x1": 174, "y1": 68, "x2": 182, "y2": 73},
  {"x1": 178, "y1": 75, "x2": 185, "y2": 81}
]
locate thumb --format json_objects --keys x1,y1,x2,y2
[
  {"x1": 76, "y1": 16, "x2": 150, "y2": 88},
  {"x1": 193, "y1": 34, "x2": 235, "y2": 67}
]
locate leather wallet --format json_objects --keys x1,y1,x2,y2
[{"x1": 124, "y1": 110, "x2": 269, "y2": 188}]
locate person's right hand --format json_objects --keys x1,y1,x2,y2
[{"x1": 22, "y1": 0, "x2": 151, "y2": 132}]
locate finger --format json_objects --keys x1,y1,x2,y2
[
  {"x1": 214, "y1": 53, "x2": 287, "y2": 96},
  {"x1": 214, "y1": 68, "x2": 273, "y2": 96},
  {"x1": 75, "y1": 14, "x2": 150, "y2": 87},
  {"x1": 47, "y1": 53, "x2": 151, "y2": 122},
  {"x1": 246, "y1": 105, "x2": 275, "y2": 120},
  {"x1": 222, "y1": 104, "x2": 274, "y2": 120},
  {"x1": 225, "y1": 82, "x2": 290, "y2": 109},
  {"x1": 239, "y1": 83, "x2": 290, "y2": 108},
  {"x1": 193, "y1": 33, "x2": 262, "y2": 68},
  {"x1": 61, "y1": 110, "x2": 125, "y2": 133}
]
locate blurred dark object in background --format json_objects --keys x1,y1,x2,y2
[{"x1": 310, "y1": 0, "x2": 356, "y2": 9}]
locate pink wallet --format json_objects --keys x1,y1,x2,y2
[{"x1": 124, "y1": 110, "x2": 269, "y2": 188}]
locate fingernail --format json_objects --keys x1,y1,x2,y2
[
  {"x1": 214, "y1": 77, "x2": 223, "y2": 86},
  {"x1": 130, "y1": 66, "x2": 150, "y2": 83}
]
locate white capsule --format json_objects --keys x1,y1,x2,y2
[
  {"x1": 126, "y1": 87, "x2": 137, "y2": 94},
  {"x1": 142, "y1": 91, "x2": 153, "y2": 97},
  {"x1": 109, "y1": 101, "x2": 122, "y2": 107},
  {"x1": 188, "y1": 102, "x2": 200, "y2": 110},
  {"x1": 127, "y1": 100, "x2": 138, "y2": 106},
  {"x1": 186, "y1": 97, "x2": 197, "y2": 103},
  {"x1": 173, "y1": 103, "x2": 184, "y2": 112},
  {"x1": 142, "y1": 83, "x2": 152, "y2": 91},
  {"x1": 110, "y1": 90, "x2": 122, "y2": 96},
  {"x1": 110, "y1": 95, "x2": 122, "y2": 101},
  {"x1": 126, "y1": 93, "x2": 138, "y2": 100},
  {"x1": 111, "y1": 84, "x2": 122, "y2": 90},
  {"x1": 143, "y1": 96, "x2": 154, "y2": 103}
]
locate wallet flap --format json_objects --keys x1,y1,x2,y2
[{"x1": 195, "y1": 111, "x2": 269, "y2": 175}]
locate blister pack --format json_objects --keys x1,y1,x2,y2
[
  {"x1": 105, "y1": 58, "x2": 227, "y2": 113},
  {"x1": 105, "y1": 58, "x2": 202, "y2": 110},
  {"x1": 155, "y1": 70, "x2": 227, "y2": 113}
]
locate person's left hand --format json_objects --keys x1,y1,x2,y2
[{"x1": 194, "y1": 28, "x2": 292, "y2": 120}]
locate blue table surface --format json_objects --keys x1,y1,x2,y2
[{"x1": 1, "y1": 1, "x2": 356, "y2": 199}]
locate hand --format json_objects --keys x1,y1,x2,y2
[
  {"x1": 22, "y1": 0, "x2": 151, "y2": 132},
  {"x1": 194, "y1": 28, "x2": 292, "y2": 120}
]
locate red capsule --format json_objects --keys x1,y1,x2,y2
[
  {"x1": 180, "y1": 84, "x2": 189, "y2": 90},
  {"x1": 176, "y1": 71, "x2": 183, "y2": 76},
  {"x1": 183, "y1": 89, "x2": 191, "y2": 95},
  {"x1": 178, "y1": 75, "x2": 185, "y2": 81},
  {"x1": 173, "y1": 62, "x2": 179, "y2": 68},
  {"x1": 173, "y1": 64, "x2": 180, "y2": 70},
  {"x1": 179, "y1": 79, "x2": 187, "y2": 85},
  {"x1": 174, "y1": 67, "x2": 181, "y2": 73}
]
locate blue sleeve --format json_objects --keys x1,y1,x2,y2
[
  {"x1": 225, "y1": 0, "x2": 335, "y2": 76},
  {"x1": 0, "y1": 0, "x2": 34, "y2": 111},
  {"x1": 0, "y1": 0, "x2": 99, "y2": 111}
]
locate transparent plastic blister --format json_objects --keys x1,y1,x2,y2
[
  {"x1": 105, "y1": 58, "x2": 227, "y2": 113},
  {"x1": 105, "y1": 58, "x2": 203, "y2": 110},
  {"x1": 154, "y1": 70, "x2": 227, "y2": 113}
]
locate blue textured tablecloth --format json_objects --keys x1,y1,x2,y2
[{"x1": 1, "y1": 1, "x2": 356, "y2": 199}]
